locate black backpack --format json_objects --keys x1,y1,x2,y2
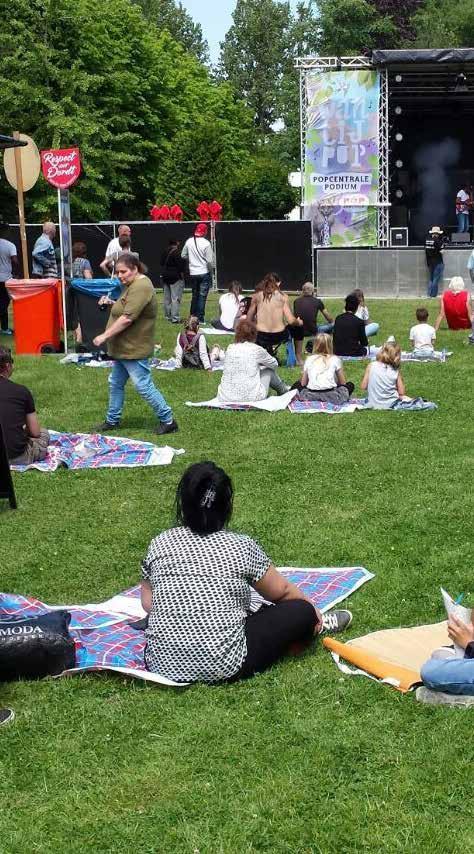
[{"x1": 179, "y1": 332, "x2": 207, "y2": 369}]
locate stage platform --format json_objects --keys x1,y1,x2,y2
[{"x1": 316, "y1": 247, "x2": 473, "y2": 298}]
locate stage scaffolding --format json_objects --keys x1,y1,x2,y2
[{"x1": 297, "y1": 55, "x2": 390, "y2": 247}]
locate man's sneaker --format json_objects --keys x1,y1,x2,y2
[
  {"x1": 1, "y1": 328, "x2": 13, "y2": 336},
  {"x1": 321, "y1": 609, "x2": 353, "y2": 634},
  {"x1": 0, "y1": 708, "x2": 15, "y2": 726},
  {"x1": 154, "y1": 419, "x2": 178, "y2": 435},
  {"x1": 93, "y1": 421, "x2": 120, "y2": 433}
]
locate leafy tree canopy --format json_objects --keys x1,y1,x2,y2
[{"x1": 132, "y1": 0, "x2": 209, "y2": 64}]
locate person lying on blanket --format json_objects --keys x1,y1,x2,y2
[
  {"x1": 291, "y1": 333, "x2": 354, "y2": 405},
  {"x1": 140, "y1": 461, "x2": 352, "y2": 684},
  {"x1": 217, "y1": 318, "x2": 288, "y2": 403},
  {"x1": 421, "y1": 611, "x2": 474, "y2": 697},
  {"x1": 0, "y1": 346, "x2": 49, "y2": 465},
  {"x1": 361, "y1": 341, "x2": 433, "y2": 410}
]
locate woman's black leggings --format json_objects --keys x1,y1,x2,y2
[{"x1": 229, "y1": 600, "x2": 317, "y2": 682}]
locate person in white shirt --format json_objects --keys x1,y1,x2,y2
[
  {"x1": 100, "y1": 224, "x2": 132, "y2": 276},
  {"x1": 295, "y1": 333, "x2": 354, "y2": 404},
  {"x1": 409, "y1": 307, "x2": 436, "y2": 356},
  {"x1": 218, "y1": 318, "x2": 288, "y2": 402},
  {"x1": 456, "y1": 185, "x2": 471, "y2": 234},
  {"x1": 353, "y1": 289, "x2": 379, "y2": 338},
  {"x1": 175, "y1": 316, "x2": 211, "y2": 371},
  {"x1": 212, "y1": 281, "x2": 242, "y2": 331},
  {"x1": 0, "y1": 223, "x2": 19, "y2": 334},
  {"x1": 181, "y1": 223, "x2": 214, "y2": 322}
]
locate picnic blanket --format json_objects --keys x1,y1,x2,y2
[
  {"x1": 0, "y1": 567, "x2": 373, "y2": 687},
  {"x1": 60, "y1": 353, "x2": 114, "y2": 368},
  {"x1": 199, "y1": 327, "x2": 234, "y2": 336},
  {"x1": 186, "y1": 389, "x2": 297, "y2": 412},
  {"x1": 150, "y1": 357, "x2": 224, "y2": 372},
  {"x1": 289, "y1": 397, "x2": 369, "y2": 415},
  {"x1": 10, "y1": 430, "x2": 184, "y2": 472},
  {"x1": 341, "y1": 349, "x2": 452, "y2": 363},
  {"x1": 324, "y1": 621, "x2": 450, "y2": 693}
]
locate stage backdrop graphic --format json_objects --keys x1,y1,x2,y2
[{"x1": 303, "y1": 69, "x2": 380, "y2": 247}]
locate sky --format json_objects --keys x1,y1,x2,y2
[{"x1": 180, "y1": 0, "x2": 299, "y2": 65}]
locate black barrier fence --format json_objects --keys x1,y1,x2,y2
[
  {"x1": 9, "y1": 220, "x2": 313, "y2": 292},
  {"x1": 215, "y1": 221, "x2": 313, "y2": 291}
]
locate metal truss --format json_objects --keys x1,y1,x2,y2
[
  {"x1": 295, "y1": 56, "x2": 372, "y2": 70},
  {"x1": 377, "y1": 67, "x2": 390, "y2": 247},
  {"x1": 298, "y1": 56, "x2": 391, "y2": 247}
]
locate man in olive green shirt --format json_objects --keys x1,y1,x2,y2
[{"x1": 93, "y1": 255, "x2": 178, "y2": 434}]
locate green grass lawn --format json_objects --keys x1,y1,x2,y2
[{"x1": 1, "y1": 295, "x2": 473, "y2": 853}]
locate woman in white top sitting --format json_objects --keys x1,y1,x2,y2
[
  {"x1": 212, "y1": 281, "x2": 243, "y2": 331},
  {"x1": 217, "y1": 318, "x2": 288, "y2": 402},
  {"x1": 353, "y1": 289, "x2": 379, "y2": 338},
  {"x1": 296, "y1": 333, "x2": 354, "y2": 405}
]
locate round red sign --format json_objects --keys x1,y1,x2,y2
[{"x1": 40, "y1": 147, "x2": 81, "y2": 189}]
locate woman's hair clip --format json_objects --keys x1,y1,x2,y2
[{"x1": 200, "y1": 486, "x2": 216, "y2": 509}]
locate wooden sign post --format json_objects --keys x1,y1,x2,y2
[{"x1": 3, "y1": 132, "x2": 41, "y2": 279}]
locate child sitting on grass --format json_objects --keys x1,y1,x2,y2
[
  {"x1": 409, "y1": 307, "x2": 436, "y2": 357},
  {"x1": 295, "y1": 332, "x2": 354, "y2": 405},
  {"x1": 361, "y1": 341, "x2": 437, "y2": 410},
  {"x1": 175, "y1": 316, "x2": 211, "y2": 371}
]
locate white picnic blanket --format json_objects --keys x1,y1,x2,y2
[{"x1": 185, "y1": 389, "x2": 297, "y2": 412}]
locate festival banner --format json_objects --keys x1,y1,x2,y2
[
  {"x1": 40, "y1": 147, "x2": 81, "y2": 189},
  {"x1": 303, "y1": 70, "x2": 380, "y2": 247}
]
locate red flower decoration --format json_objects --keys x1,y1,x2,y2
[
  {"x1": 196, "y1": 201, "x2": 210, "y2": 221},
  {"x1": 170, "y1": 204, "x2": 183, "y2": 221},
  {"x1": 209, "y1": 200, "x2": 223, "y2": 221}
]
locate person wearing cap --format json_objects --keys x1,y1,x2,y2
[
  {"x1": 181, "y1": 224, "x2": 214, "y2": 322},
  {"x1": 434, "y1": 276, "x2": 472, "y2": 334},
  {"x1": 425, "y1": 226, "x2": 444, "y2": 299}
]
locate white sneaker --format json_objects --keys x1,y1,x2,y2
[{"x1": 321, "y1": 609, "x2": 353, "y2": 634}]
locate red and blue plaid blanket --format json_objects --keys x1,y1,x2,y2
[
  {"x1": 10, "y1": 430, "x2": 184, "y2": 472},
  {"x1": 0, "y1": 568, "x2": 373, "y2": 685}
]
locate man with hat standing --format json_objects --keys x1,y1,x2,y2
[{"x1": 425, "y1": 226, "x2": 445, "y2": 298}]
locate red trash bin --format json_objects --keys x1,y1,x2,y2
[{"x1": 5, "y1": 279, "x2": 63, "y2": 355}]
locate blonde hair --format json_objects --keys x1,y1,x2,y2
[
  {"x1": 448, "y1": 276, "x2": 465, "y2": 294},
  {"x1": 311, "y1": 333, "x2": 333, "y2": 364},
  {"x1": 376, "y1": 342, "x2": 401, "y2": 370},
  {"x1": 184, "y1": 315, "x2": 200, "y2": 334}
]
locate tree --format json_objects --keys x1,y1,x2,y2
[
  {"x1": 132, "y1": 0, "x2": 209, "y2": 64},
  {"x1": 412, "y1": 0, "x2": 474, "y2": 48},
  {"x1": 218, "y1": 0, "x2": 294, "y2": 135},
  {"x1": 315, "y1": 0, "x2": 395, "y2": 55},
  {"x1": 371, "y1": 0, "x2": 424, "y2": 44},
  {"x1": 231, "y1": 151, "x2": 298, "y2": 220}
]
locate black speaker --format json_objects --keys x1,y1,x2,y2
[
  {"x1": 451, "y1": 232, "x2": 470, "y2": 243},
  {"x1": 390, "y1": 227, "x2": 408, "y2": 247}
]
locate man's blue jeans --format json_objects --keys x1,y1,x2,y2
[
  {"x1": 106, "y1": 359, "x2": 173, "y2": 425},
  {"x1": 428, "y1": 262, "x2": 444, "y2": 298},
  {"x1": 190, "y1": 273, "x2": 211, "y2": 322},
  {"x1": 457, "y1": 212, "x2": 470, "y2": 233},
  {"x1": 421, "y1": 656, "x2": 474, "y2": 695}
]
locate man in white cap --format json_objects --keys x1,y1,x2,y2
[{"x1": 425, "y1": 226, "x2": 444, "y2": 298}]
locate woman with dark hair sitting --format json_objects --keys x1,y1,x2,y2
[
  {"x1": 212, "y1": 280, "x2": 243, "y2": 331},
  {"x1": 140, "y1": 461, "x2": 352, "y2": 684},
  {"x1": 217, "y1": 318, "x2": 288, "y2": 402},
  {"x1": 247, "y1": 272, "x2": 302, "y2": 356}
]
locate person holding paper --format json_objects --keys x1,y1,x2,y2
[{"x1": 421, "y1": 607, "x2": 474, "y2": 696}]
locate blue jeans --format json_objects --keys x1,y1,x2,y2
[
  {"x1": 421, "y1": 656, "x2": 474, "y2": 695},
  {"x1": 317, "y1": 322, "x2": 334, "y2": 334},
  {"x1": 457, "y1": 212, "x2": 470, "y2": 233},
  {"x1": 428, "y1": 262, "x2": 444, "y2": 298},
  {"x1": 365, "y1": 322, "x2": 379, "y2": 337},
  {"x1": 106, "y1": 359, "x2": 173, "y2": 425},
  {"x1": 190, "y1": 273, "x2": 211, "y2": 322}
]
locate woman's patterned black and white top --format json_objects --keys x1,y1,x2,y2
[{"x1": 141, "y1": 526, "x2": 271, "y2": 683}]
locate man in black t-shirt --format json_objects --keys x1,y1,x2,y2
[
  {"x1": 333, "y1": 293, "x2": 369, "y2": 357},
  {"x1": 292, "y1": 282, "x2": 334, "y2": 365},
  {"x1": 0, "y1": 347, "x2": 49, "y2": 464},
  {"x1": 425, "y1": 226, "x2": 444, "y2": 298}
]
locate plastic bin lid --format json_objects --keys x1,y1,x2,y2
[{"x1": 5, "y1": 279, "x2": 60, "y2": 300}]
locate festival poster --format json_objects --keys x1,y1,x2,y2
[{"x1": 303, "y1": 70, "x2": 380, "y2": 247}]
